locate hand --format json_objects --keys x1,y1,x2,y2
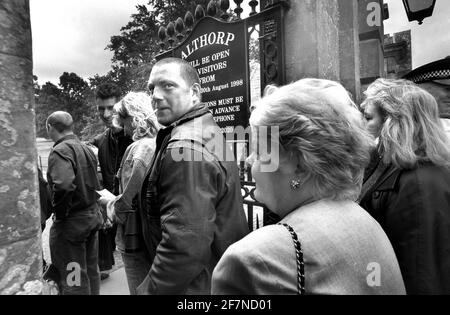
[{"x1": 98, "y1": 196, "x2": 111, "y2": 208}]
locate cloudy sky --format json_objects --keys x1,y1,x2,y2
[
  {"x1": 384, "y1": 0, "x2": 450, "y2": 68},
  {"x1": 30, "y1": 0, "x2": 450, "y2": 86}
]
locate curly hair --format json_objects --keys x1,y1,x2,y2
[
  {"x1": 363, "y1": 78, "x2": 450, "y2": 169},
  {"x1": 250, "y1": 79, "x2": 373, "y2": 201},
  {"x1": 96, "y1": 82, "x2": 122, "y2": 100},
  {"x1": 112, "y1": 92, "x2": 159, "y2": 141}
]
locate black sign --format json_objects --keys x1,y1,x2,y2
[{"x1": 170, "y1": 17, "x2": 249, "y2": 133}]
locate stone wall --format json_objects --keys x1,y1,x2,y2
[{"x1": 0, "y1": 0, "x2": 43, "y2": 295}]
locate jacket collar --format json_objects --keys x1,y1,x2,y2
[
  {"x1": 371, "y1": 164, "x2": 402, "y2": 192},
  {"x1": 155, "y1": 103, "x2": 210, "y2": 151},
  {"x1": 53, "y1": 134, "x2": 77, "y2": 147},
  {"x1": 169, "y1": 103, "x2": 210, "y2": 129}
]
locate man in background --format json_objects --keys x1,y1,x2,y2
[
  {"x1": 47, "y1": 111, "x2": 102, "y2": 294},
  {"x1": 90, "y1": 83, "x2": 133, "y2": 279}
]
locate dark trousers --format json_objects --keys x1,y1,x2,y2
[
  {"x1": 50, "y1": 209, "x2": 103, "y2": 295},
  {"x1": 122, "y1": 251, "x2": 152, "y2": 295}
]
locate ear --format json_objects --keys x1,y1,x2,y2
[{"x1": 191, "y1": 83, "x2": 202, "y2": 103}]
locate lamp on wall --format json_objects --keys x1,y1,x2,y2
[{"x1": 402, "y1": 0, "x2": 436, "y2": 25}]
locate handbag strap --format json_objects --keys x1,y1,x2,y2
[{"x1": 279, "y1": 223, "x2": 305, "y2": 295}]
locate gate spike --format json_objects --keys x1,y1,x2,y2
[
  {"x1": 195, "y1": 4, "x2": 205, "y2": 20},
  {"x1": 175, "y1": 17, "x2": 185, "y2": 41},
  {"x1": 220, "y1": 0, "x2": 230, "y2": 20},
  {"x1": 166, "y1": 22, "x2": 175, "y2": 48},
  {"x1": 233, "y1": 0, "x2": 243, "y2": 19},
  {"x1": 249, "y1": 0, "x2": 258, "y2": 16},
  {"x1": 207, "y1": 0, "x2": 217, "y2": 17},
  {"x1": 184, "y1": 11, "x2": 194, "y2": 34}
]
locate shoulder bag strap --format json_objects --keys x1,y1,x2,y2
[{"x1": 279, "y1": 223, "x2": 305, "y2": 295}]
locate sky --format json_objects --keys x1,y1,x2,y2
[
  {"x1": 384, "y1": 0, "x2": 450, "y2": 68},
  {"x1": 30, "y1": 0, "x2": 450, "y2": 86},
  {"x1": 30, "y1": 0, "x2": 147, "y2": 85}
]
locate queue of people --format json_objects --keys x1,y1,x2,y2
[{"x1": 41, "y1": 57, "x2": 450, "y2": 295}]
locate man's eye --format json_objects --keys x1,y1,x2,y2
[{"x1": 164, "y1": 83, "x2": 174, "y2": 89}]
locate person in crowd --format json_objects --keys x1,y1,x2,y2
[
  {"x1": 90, "y1": 82, "x2": 133, "y2": 279},
  {"x1": 212, "y1": 79, "x2": 406, "y2": 295},
  {"x1": 98, "y1": 92, "x2": 159, "y2": 295},
  {"x1": 136, "y1": 57, "x2": 249, "y2": 295},
  {"x1": 46, "y1": 111, "x2": 103, "y2": 295},
  {"x1": 404, "y1": 56, "x2": 450, "y2": 138},
  {"x1": 359, "y1": 78, "x2": 450, "y2": 295}
]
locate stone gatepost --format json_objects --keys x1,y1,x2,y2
[
  {"x1": 0, "y1": 0, "x2": 44, "y2": 294},
  {"x1": 338, "y1": 0, "x2": 361, "y2": 103},
  {"x1": 284, "y1": 0, "x2": 340, "y2": 82}
]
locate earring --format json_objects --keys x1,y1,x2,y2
[{"x1": 290, "y1": 179, "x2": 302, "y2": 190}]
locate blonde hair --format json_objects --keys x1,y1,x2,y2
[
  {"x1": 112, "y1": 92, "x2": 159, "y2": 141},
  {"x1": 251, "y1": 78, "x2": 373, "y2": 201},
  {"x1": 364, "y1": 78, "x2": 450, "y2": 169}
]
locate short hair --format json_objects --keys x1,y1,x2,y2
[
  {"x1": 112, "y1": 92, "x2": 159, "y2": 141},
  {"x1": 46, "y1": 111, "x2": 74, "y2": 133},
  {"x1": 153, "y1": 57, "x2": 200, "y2": 87},
  {"x1": 363, "y1": 78, "x2": 450, "y2": 169},
  {"x1": 95, "y1": 82, "x2": 122, "y2": 100},
  {"x1": 250, "y1": 78, "x2": 373, "y2": 201}
]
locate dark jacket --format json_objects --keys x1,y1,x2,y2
[
  {"x1": 91, "y1": 128, "x2": 133, "y2": 194},
  {"x1": 47, "y1": 134, "x2": 101, "y2": 220},
  {"x1": 360, "y1": 162, "x2": 450, "y2": 294},
  {"x1": 137, "y1": 104, "x2": 249, "y2": 295}
]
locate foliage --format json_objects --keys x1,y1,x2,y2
[{"x1": 34, "y1": 0, "x2": 241, "y2": 140}]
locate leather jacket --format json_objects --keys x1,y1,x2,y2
[
  {"x1": 360, "y1": 161, "x2": 450, "y2": 294},
  {"x1": 137, "y1": 104, "x2": 249, "y2": 295}
]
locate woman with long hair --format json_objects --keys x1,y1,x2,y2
[
  {"x1": 360, "y1": 78, "x2": 450, "y2": 294},
  {"x1": 99, "y1": 92, "x2": 159, "y2": 295}
]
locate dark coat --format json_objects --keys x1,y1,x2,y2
[
  {"x1": 137, "y1": 104, "x2": 249, "y2": 295},
  {"x1": 360, "y1": 162, "x2": 450, "y2": 294},
  {"x1": 91, "y1": 128, "x2": 133, "y2": 194},
  {"x1": 47, "y1": 135, "x2": 101, "y2": 220}
]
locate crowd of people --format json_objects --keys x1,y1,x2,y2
[{"x1": 41, "y1": 56, "x2": 450, "y2": 295}]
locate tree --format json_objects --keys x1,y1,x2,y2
[
  {"x1": 34, "y1": 80, "x2": 65, "y2": 137},
  {"x1": 105, "y1": 0, "x2": 221, "y2": 93}
]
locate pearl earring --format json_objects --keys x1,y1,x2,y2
[{"x1": 290, "y1": 179, "x2": 302, "y2": 190}]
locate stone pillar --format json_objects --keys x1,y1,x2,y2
[
  {"x1": 338, "y1": 0, "x2": 361, "y2": 103},
  {"x1": 284, "y1": 0, "x2": 340, "y2": 82},
  {"x1": 358, "y1": 0, "x2": 386, "y2": 93},
  {"x1": 0, "y1": 0, "x2": 43, "y2": 295}
]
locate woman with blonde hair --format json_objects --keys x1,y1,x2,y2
[
  {"x1": 99, "y1": 91, "x2": 159, "y2": 295},
  {"x1": 359, "y1": 78, "x2": 450, "y2": 295},
  {"x1": 212, "y1": 79, "x2": 405, "y2": 295}
]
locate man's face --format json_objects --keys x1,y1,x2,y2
[
  {"x1": 148, "y1": 63, "x2": 199, "y2": 126},
  {"x1": 97, "y1": 97, "x2": 119, "y2": 128}
]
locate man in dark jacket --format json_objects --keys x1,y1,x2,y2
[
  {"x1": 46, "y1": 111, "x2": 103, "y2": 295},
  {"x1": 137, "y1": 57, "x2": 249, "y2": 295},
  {"x1": 90, "y1": 83, "x2": 133, "y2": 278}
]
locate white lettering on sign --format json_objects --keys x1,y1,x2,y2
[
  {"x1": 181, "y1": 32, "x2": 236, "y2": 59},
  {"x1": 197, "y1": 61, "x2": 228, "y2": 75},
  {"x1": 200, "y1": 74, "x2": 216, "y2": 84}
]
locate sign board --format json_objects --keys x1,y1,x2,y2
[{"x1": 166, "y1": 17, "x2": 250, "y2": 133}]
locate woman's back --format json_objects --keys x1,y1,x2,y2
[{"x1": 212, "y1": 199, "x2": 406, "y2": 295}]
